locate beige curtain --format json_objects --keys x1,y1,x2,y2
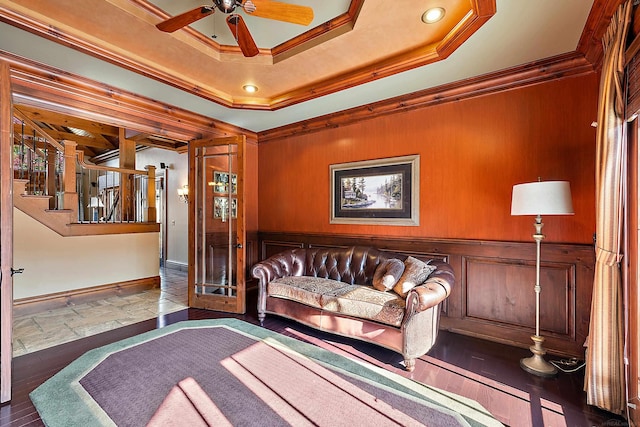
[{"x1": 585, "y1": 0, "x2": 632, "y2": 415}]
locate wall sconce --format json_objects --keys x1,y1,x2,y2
[{"x1": 177, "y1": 185, "x2": 189, "y2": 203}]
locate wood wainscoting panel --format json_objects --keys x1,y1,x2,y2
[
  {"x1": 464, "y1": 257, "x2": 574, "y2": 338},
  {"x1": 261, "y1": 240, "x2": 304, "y2": 259},
  {"x1": 255, "y1": 232, "x2": 594, "y2": 358}
]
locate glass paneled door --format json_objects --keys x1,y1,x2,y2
[{"x1": 188, "y1": 135, "x2": 246, "y2": 313}]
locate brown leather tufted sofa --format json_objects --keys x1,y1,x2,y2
[{"x1": 251, "y1": 246, "x2": 454, "y2": 371}]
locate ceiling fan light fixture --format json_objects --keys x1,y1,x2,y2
[
  {"x1": 214, "y1": 0, "x2": 237, "y2": 14},
  {"x1": 243, "y1": 84, "x2": 258, "y2": 93},
  {"x1": 422, "y1": 7, "x2": 445, "y2": 24}
]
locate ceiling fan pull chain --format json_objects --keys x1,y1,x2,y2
[{"x1": 211, "y1": 10, "x2": 218, "y2": 39}]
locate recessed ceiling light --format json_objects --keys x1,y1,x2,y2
[
  {"x1": 243, "y1": 84, "x2": 258, "y2": 93},
  {"x1": 422, "y1": 7, "x2": 445, "y2": 24}
]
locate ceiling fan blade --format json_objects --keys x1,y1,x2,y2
[
  {"x1": 242, "y1": 0, "x2": 314, "y2": 26},
  {"x1": 156, "y1": 6, "x2": 215, "y2": 32},
  {"x1": 226, "y1": 14, "x2": 259, "y2": 57}
]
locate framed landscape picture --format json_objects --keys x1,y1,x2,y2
[{"x1": 330, "y1": 155, "x2": 420, "y2": 226}]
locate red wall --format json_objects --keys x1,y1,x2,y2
[{"x1": 257, "y1": 73, "x2": 599, "y2": 244}]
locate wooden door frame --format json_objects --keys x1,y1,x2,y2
[
  {"x1": 1, "y1": 60, "x2": 13, "y2": 403},
  {"x1": 187, "y1": 135, "x2": 246, "y2": 314},
  {"x1": 156, "y1": 171, "x2": 167, "y2": 267}
]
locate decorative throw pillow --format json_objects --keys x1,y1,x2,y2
[
  {"x1": 393, "y1": 256, "x2": 437, "y2": 298},
  {"x1": 373, "y1": 258, "x2": 405, "y2": 291}
]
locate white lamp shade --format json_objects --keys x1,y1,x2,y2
[
  {"x1": 87, "y1": 197, "x2": 104, "y2": 208},
  {"x1": 511, "y1": 181, "x2": 574, "y2": 216}
]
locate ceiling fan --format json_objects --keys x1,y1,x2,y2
[{"x1": 156, "y1": 0, "x2": 314, "y2": 57}]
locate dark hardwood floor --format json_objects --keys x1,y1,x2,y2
[{"x1": 1, "y1": 304, "x2": 629, "y2": 427}]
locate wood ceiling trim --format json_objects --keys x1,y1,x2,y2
[
  {"x1": 0, "y1": 5, "x2": 235, "y2": 107},
  {"x1": 15, "y1": 106, "x2": 120, "y2": 137},
  {"x1": 258, "y1": 52, "x2": 596, "y2": 143},
  {"x1": 1, "y1": 51, "x2": 257, "y2": 144},
  {"x1": 269, "y1": 0, "x2": 364, "y2": 63},
  {"x1": 0, "y1": 1, "x2": 494, "y2": 111},
  {"x1": 436, "y1": 0, "x2": 496, "y2": 58},
  {"x1": 577, "y1": 0, "x2": 622, "y2": 68},
  {"x1": 126, "y1": 132, "x2": 186, "y2": 151},
  {"x1": 13, "y1": 106, "x2": 64, "y2": 151},
  {"x1": 11, "y1": 123, "x2": 115, "y2": 151},
  {"x1": 0, "y1": 1, "x2": 611, "y2": 111},
  {"x1": 2, "y1": 49, "x2": 596, "y2": 148},
  {"x1": 46, "y1": 131, "x2": 113, "y2": 150},
  {"x1": 131, "y1": 137, "x2": 186, "y2": 151},
  {"x1": 133, "y1": 0, "x2": 365, "y2": 65},
  {"x1": 264, "y1": 1, "x2": 497, "y2": 110}
]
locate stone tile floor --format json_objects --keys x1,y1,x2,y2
[{"x1": 12, "y1": 268, "x2": 188, "y2": 357}]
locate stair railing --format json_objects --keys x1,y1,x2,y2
[
  {"x1": 13, "y1": 107, "x2": 156, "y2": 225},
  {"x1": 75, "y1": 150, "x2": 156, "y2": 224},
  {"x1": 13, "y1": 108, "x2": 65, "y2": 210}
]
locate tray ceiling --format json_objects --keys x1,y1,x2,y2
[{"x1": 0, "y1": 0, "x2": 598, "y2": 132}]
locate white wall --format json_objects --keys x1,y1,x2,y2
[
  {"x1": 13, "y1": 209, "x2": 159, "y2": 300},
  {"x1": 105, "y1": 148, "x2": 189, "y2": 269}
]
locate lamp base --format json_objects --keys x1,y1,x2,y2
[{"x1": 520, "y1": 335, "x2": 557, "y2": 377}]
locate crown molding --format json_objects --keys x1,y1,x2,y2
[
  {"x1": 258, "y1": 52, "x2": 596, "y2": 143},
  {"x1": 1, "y1": 50, "x2": 257, "y2": 143},
  {"x1": 0, "y1": 1, "x2": 494, "y2": 111}
]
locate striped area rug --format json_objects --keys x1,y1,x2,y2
[{"x1": 30, "y1": 318, "x2": 501, "y2": 426}]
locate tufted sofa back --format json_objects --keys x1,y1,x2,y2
[
  {"x1": 305, "y1": 246, "x2": 392, "y2": 285},
  {"x1": 260, "y1": 246, "x2": 393, "y2": 286}
]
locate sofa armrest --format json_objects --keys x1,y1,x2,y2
[
  {"x1": 409, "y1": 281, "x2": 448, "y2": 312},
  {"x1": 252, "y1": 250, "x2": 308, "y2": 324},
  {"x1": 251, "y1": 250, "x2": 306, "y2": 286},
  {"x1": 251, "y1": 261, "x2": 281, "y2": 288},
  {"x1": 405, "y1": 260, "x2": 454, "y2": 312}
]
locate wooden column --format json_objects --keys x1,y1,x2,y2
[
  {"x1": 46, "y1": 146, "x2": 57, "y2": 209},
  {"x1": 0, "y1": 60, "x2": 13, "y2": 403},
  {"x1": 61, "y1": 140, "x2": 78, "y2": 214},
  {"x1": 119, "y1": 128, "x2": 135, "y2": 221},
  {"x1": 146, "y1": 165, "x2": 156, "y2": 222}
]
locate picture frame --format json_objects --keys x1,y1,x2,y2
[
  {"x1": 330, "y1": 155, "x2": 419, "y2": 226},
  {"x1": 214, "y1": 196, "x2": 237, "y2": 220},
  {"x1": 211, "y1": 171, "x2": 237, "y2": 194}
]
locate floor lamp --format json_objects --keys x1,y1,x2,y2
[
  {"x1": 511, "y1": 180, "x2": 574, "y2": 377},
  {"x1": 87, "y1": 196, "x2": 104, "y2": 222}
]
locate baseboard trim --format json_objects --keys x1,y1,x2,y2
[{"x1": 13, "y1": 276, "x2": 161, "y2": 317}]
